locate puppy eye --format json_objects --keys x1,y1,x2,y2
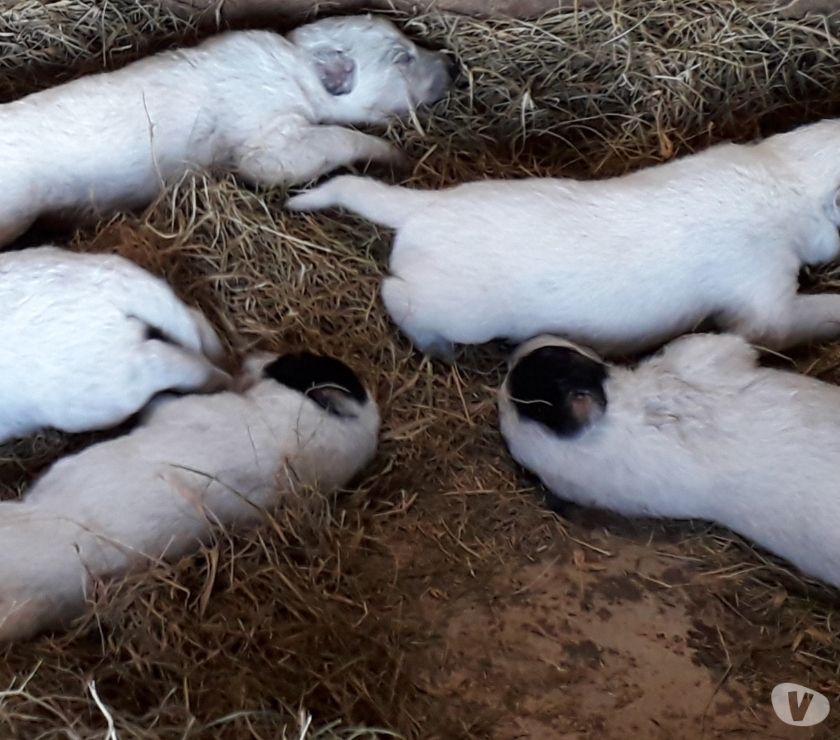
[{"x1": 393, "y1": 49, "x2": 415, "y2": 65}]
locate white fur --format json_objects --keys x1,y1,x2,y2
[
  {"x1": 0, "y1": 246, "x2": 229, "y2": 442},
  {"x1": 0, "y1": 353, "x2": 380, "y2": 641},
  {"x1": 499, "y1": 332, "x2": 840, "y2": 589},
  {"x1": 0, "y1": 15, "x2": 452, "y2": 245},
  {"x1": 287, "y1": 118, "x2": 840, "y2": 357}
]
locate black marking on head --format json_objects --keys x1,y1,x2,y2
[
  {"x1": 263, "y1": 352, "x2": 367, "y2": 417},
  {"x1": 508, "y1": 346, "x2": 608, "y2": 437}
]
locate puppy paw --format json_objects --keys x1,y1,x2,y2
[
  {"x1": 363, "y1": 144, "x2": 412, "y2": 180},
  {"x1": 385, "y1": 148, "x2": 413, "y2": 178}
]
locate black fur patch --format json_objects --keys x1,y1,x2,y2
[
  {"x1": 263, "y1": 352, "x2": 367, "y2": 414},
  {"x1": 508, "y1": 346, "x2": 608, "y2": 437}
]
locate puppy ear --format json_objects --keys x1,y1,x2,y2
[
  {"x1": 312, "y1": 48, "x2": 356, "y2": 96},
  {"x1": 308, "y1": 386, "x2": 361, "y2": 419},
  {"x1": 263, "y1": 352, "x2": 368, "y2": 419}
]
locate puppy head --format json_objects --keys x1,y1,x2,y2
[
  {"x1": 504, "y1": 335, "x2": 609, "y2": 437},
  {"x1": 291, "y1": 15, "x2": 455, "y2": 124},
  {"x1": 236, "y1": 351, "x2": 380, "y2": 493},
  {"x1": 255, "y1": 351, "x2": 371, "y2": 420}
]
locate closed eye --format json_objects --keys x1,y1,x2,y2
[{"x1": 392, "y1": 49, "x2": 415, "y2": 65}]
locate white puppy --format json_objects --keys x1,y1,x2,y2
[
  {"x1": 499, "y1": 332, "x2": 840, "y2": 589},
  {"x1": 0, "y1": 15, "x2": 453, "y2": 246},
  {"x1": 0, "y1": 246, "x2": 229, "y2": 442},
  {"x1": 0, "y1": 350, "x2": 380, "y2": 641},
  {"x1": 288, "y1": 118, "x2": 840, "y2": 357}
]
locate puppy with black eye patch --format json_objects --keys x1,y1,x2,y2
[
  {"x1": 0, "y1": 351, "x2": 380, "y2": 642},
  {"x1": 507, "y1": 343, "x2": 609, "y2": 437},
  {"x1": 499, "y1": 332, "x2": 840, "y2": 590},
  {"x1": 0, "y1": 14, "x2": 454, "y2": 246}
]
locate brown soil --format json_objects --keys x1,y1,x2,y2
[
  {"x1": 362, "y1": 488, "x2": 839, "y2": 739},
  {"x1": 413, "y1": 533, "x2": 832, "y2": 739}
]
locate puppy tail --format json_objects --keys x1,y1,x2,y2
[
  {"x1": 286, "y1": 176, "x2": 433, "y2": 229},
  {"x1": 119, "y1": 272, "x2": 227, "y2": 365}
]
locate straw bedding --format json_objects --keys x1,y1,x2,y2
[{"x1": 1, "y1": 0, "x2": 840, "y2": 737}]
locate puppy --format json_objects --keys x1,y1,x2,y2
[
  {"x1": 0, "y1": 246, "x2": 228, "y2": 442},
  {"x1": 0, "y1": 15, "x2": 454, "y2": 246},
  {"x1": 288, "y1": 118, "x2": 840, "y2": 357},
  {"x1": 499, "y1": 332, "x2": 840, "y2": 589},
  {"x1": 0, "y1": 351, "x2": 380, "y2": 641}
]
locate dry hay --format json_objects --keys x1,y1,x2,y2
[{"x1": 2, "y1": 0, "x2": 840, "y2": 737}]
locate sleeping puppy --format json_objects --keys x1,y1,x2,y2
[
  {"x1": 499, "y1": 332, "x2": 840, "y2": 590},
  {"x1": 287, "y1": 119, "x2": 840, "y2": 358},
  {"x1": 0, "y1": 351, "x2": 380, "y2": 641},
  {"x1": 0, "y1": 15, "x2": 454, "y2": 246}
]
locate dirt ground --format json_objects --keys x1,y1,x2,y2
[
  {"x1": 361, "y1": 481, "x2": 838, "y2": 739},
  {"x1": 412, "y1": 527, "x2": 833, "y2": 738},
  {"x1": 1, "y1": 2, "x2": 840, "y2": 739}
]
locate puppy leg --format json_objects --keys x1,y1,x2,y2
[
  {"x1": 726, "y1": 293, "x2": 840, "y2": 349},
  {"x1": 779, "y1": 294, "x2": 840, "y2": 345},
  {"x1": 137, "y1": 340, "x2": 233, "y2": 395},
  {"x1": 419, "y1": 338, "x2": 456, "y2": 361},
  {"x1": 187, "y1": 307, "x2": 227, "y2": 365},
  {"x1": 233, "y1": 125, "x2": 405, "y2": 187},
  {"x1": 381, "y1": 276, "x2": 454, "y2": 360},
  {"x1": 61, "y1": 342, "x2": 233, "y2": 433}
]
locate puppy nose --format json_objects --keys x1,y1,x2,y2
[{"x1": 447, "y1": 59, "x2": 461, "y2": 82}]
